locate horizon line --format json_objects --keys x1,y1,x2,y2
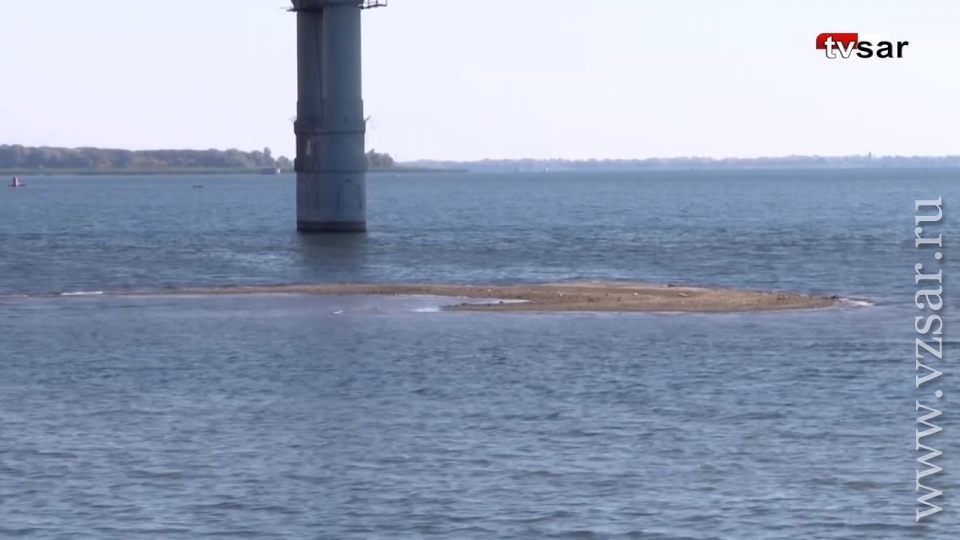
[{"x1": 3, "y1": 144, "x2": 960, "y2": 163}]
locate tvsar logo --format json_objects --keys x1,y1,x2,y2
[{"x1": 816, "y1": 33, "x2": 909, "y2": 59}]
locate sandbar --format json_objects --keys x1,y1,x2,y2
[{"x1": 122, "y1": 281, "x2": 839, "y2": 313}]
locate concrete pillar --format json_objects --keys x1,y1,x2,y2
[{"x1": 293, "y1": 0, "x2": 368, "y2": 233}]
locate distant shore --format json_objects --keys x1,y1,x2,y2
[
  {"x1": 0, "y1": 167, "x2": 467, "y2": 176},
  {"x1": 95, "y1": 281, "x2": 841, "y2": 313},
  {"x1": 5, "y1": 142, "x2": 960, "y2": 175},
  {"x1": 369, "y1": 167, "x2": 469, "y2": 174}
]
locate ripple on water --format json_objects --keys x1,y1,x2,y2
[{"x1": 1, "y1": 172, "x2": 959, "y2": 538}]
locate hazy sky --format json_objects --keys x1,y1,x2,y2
[{"x1": 1, "y1": 0, "x2": 958, "y2": 161}]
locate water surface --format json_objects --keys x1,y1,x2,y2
[{"x1": 0, "y1": 170, "x2": 956, "y2": 538}]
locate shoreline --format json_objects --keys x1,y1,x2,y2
[
  {"x1": 1, "y1": 167, "x2": 466, "y2": 176},
  {"x1": 31, "y1": 281, "x2": 845, "y2": 313}
]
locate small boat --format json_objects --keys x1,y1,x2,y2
[
  {"x1": 192, "y1": 184, "x2": 203, "y2": 188},
  {"x1": 9, "y1": 176, "x2": 24, "y2": 187}
]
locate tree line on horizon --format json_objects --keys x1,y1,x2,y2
[
  {"x1": 10, "y1": 144, "x2": 956, "y2": 173},
  {"x1": 0, "y1": 144, "x2": 397, "y2": 171},
  {"x1": 402, "y1": 154, "x2": 960, "y2": 172}
]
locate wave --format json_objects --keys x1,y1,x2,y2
[{"x1": 838, "y1": 298, "x2": 874, "y2": 308}]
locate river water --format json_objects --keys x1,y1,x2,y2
[{"x1": 0, "y1": 170, "x2": 956, "y2": 538}]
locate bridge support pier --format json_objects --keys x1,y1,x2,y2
[{"x1": 292, "y1": 0, "x2": 379, "y2": 233}]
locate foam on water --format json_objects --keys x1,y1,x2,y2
[{"x1": 839, "y1": 298, "x2": 874, "y2": 307}]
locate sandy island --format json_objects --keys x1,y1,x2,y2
[{"x1": 122, "y1": 282, "x2": 839, "y2": 313}]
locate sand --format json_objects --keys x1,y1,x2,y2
[{"x1": 124, "y1": 281, "x2": 839, "y2": 313}]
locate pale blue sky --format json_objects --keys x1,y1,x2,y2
[{"x1": 1, "y1": 0, "x2": 958, "y2": 161}]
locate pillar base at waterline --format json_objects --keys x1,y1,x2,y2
[
  {"x1": 296, "y1": 172, "x2": 367, "y2": 233},
  {"x1": 296, "y1": 220, "x2": 367, "y2": 233}
]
